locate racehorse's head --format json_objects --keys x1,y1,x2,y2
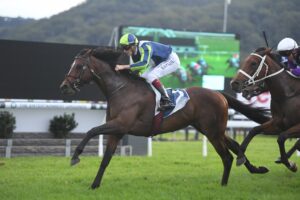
[
  {"x1": 60, "y1": 49, "x2": 94, "y2": 95},
  {"x1": 231, "y1": 47, "x2": 282, "y2": 99}
]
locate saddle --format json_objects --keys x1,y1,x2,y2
[{"x1": 151, "y1": 87, "x2": 190, "y2": 135}]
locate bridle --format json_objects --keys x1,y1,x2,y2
[
  {"x1": 65, "y1": 51, "x2": 127, "y2": 96},
  {"x1": 238, "y1": 52, "x2": 284, "y2": 87},
  {"x1": 65, "y1": 55, "x2": 95, "y2": 91}
]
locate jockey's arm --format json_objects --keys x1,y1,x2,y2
[
  {"x1": 115, "y1": 64, "x2": 130, "y2": 71},
  {"x1": 296, "y1": 48, "x2": 300, "y2": 65}
]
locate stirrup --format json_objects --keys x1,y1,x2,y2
[{"x1": 158, "y1": 101, "x2": 175, "y2": 111}]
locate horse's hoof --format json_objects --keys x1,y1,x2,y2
[
  {"x1": 236, "y1": 156, "x2": 246, "y2": 166},
  {"x1": 250, "y1": 166, "x2": 269, "y2": 174},
  {"x1": 91, "y1": 183, "x2": 100, "y2": 190},
  {"x1": 274, "y1": 157, "x2": 282, "y2": 164},
  {"x1": 70, "y1": 157, "x2": 80, "y2": 166},
  {"x1": 257, "y1": 166, "x2": 269, "y2": 174},
  {"x1": 289, "y1": 162, "x2": 297, "y2": 172}
]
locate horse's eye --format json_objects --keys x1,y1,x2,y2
[
  {"x1": 76, "y1": 64, "x2": 84, "y2": 70},
  {"x1": 251, "y1": 62, "x2": 257, "y2": 67}
]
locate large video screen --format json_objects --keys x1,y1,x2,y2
[
  {"x1": 119, "y1": 26, "x2": 240, "y2": 90},
  {"x1": 0, "y1": 39, "x2": 102, "y2": 101}
]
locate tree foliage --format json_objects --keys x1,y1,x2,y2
[
  {"x1": 49, "y1": 113, "x2": 78, "y2": 138},
  {"x1": 0, "y1": 111, "x2": 16, "y2": 138},
  {"x1": 0, "y1": 0, "x2": 299, "y2": 58}
]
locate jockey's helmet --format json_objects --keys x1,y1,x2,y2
[
  {"x1": 277, "y1": 38, "x2": 298, "y2": 52},
  {"x1": 119, "y1": 33, "x2": 138, "y2": 48}
]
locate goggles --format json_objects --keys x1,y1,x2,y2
[
  {"x1": 278, "y1": 51, "x2": 292, "y2": 57},
  {"x1": 121, "y1": 45, "x2": 132, "y2": 50}
]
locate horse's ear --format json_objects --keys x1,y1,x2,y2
[
  {"x1": 85, "y1": 48, "x2": 95, "y2": 57},
  {"x1": 87, "y1": 49, "x2": 93, "y2": 55},
  {"x1": 265, "y1": 47, "x2": 272, "y2": 54}
]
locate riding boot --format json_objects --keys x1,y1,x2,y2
[{"x1": 152, "y1": 79, "x2": 175, "y2": 111}]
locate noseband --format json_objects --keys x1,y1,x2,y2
[
  {"x1": 65, "y1": 51, "x2": 128, "y2": 97},
  {"x1": 238, "y1": 53, "x2": 284, "y2": 86},
  {"x1": 65, "y1": 54, "x2": 102, "y2": 91}
]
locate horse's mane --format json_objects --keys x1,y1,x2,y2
[
  {"x1": 254, "y1": 47, "x2": 283, "y2": 68},
  {"x1": 90, "y1": 47, "x2": 146, "y2": 82},
  {"x1": 254, "y1": 47, "x2": 267, "y2": 53},
  {"x1": 91, "y1": 47, "x2": 124, "y2": 66}
]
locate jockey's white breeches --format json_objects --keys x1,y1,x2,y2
[{"x1": 141, "y1": 52, "x2": 180, "y2": 83}]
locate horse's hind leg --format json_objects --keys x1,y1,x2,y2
[
  {"x1": 225, "y1": 136, "x2": 269, "y2": 174},
  {"x1": 201, "y1": 131, "x2": 233, "y2": 186},
  {"x1": 210, "y1": 137, "x2": 233, "y2": 185}
]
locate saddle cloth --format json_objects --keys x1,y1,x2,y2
[
  {"x1": 150, "y1": 86, "x2": 190, "y2": 135},
  {"x1": 151, "y1": 85, "x2": 190, "y2": 118}
]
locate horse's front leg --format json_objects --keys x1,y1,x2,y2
[
  {"x1": 277, "y1": 126, "x2": 300, "y2": 172},
  {"x1": 91, "y1": 134, "x2": 123, "y2": 189},
  {"x1": 275, "y1": 139, "x2": 300, "y2": 164},
  {"x1": 237, "y1": 121, "x2": 276, "y2": 166},
  {"x1": 236, "y1": 125, "x2": 264, "y2": 165},
  {"x1": 71, "y1": 120, "x2": 125, "y2": 166},
  {"x1": 287, "y1": 139, "x2": 300, "y2": 158}
]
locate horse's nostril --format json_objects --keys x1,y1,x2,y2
[
  {"x1": 60, "y1": 84, "x2": 69, "y2": 93},
  {"x1": 230, "y1": 81, "x2": 241, "y2": 92},
  {"x1": 242, "y1": 89, "x2": 249, "y2": 96},
  {"x1": 60, "y1": 84, "x2": 67, "y2": 90}
]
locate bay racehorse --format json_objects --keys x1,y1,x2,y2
[
  {"x1": 60, "y1": 47, "x2": 270, "y2": 189},
  {"x1": 231, "y1": 47, "x2": 300, "y2": 172}
]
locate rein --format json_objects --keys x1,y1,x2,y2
[
  {"x1": 65, "y1": 56, "x2": 91, "y2": 91},
  {"x1": 238, "y1": 53, "x2": 284, "y2": 86},
  {"x1": 90, "y1": 67, "x2": 128, "y2": 97},
  {"x1": 68, "y1": 54, "x2": 128, "y2": 97},
  {"x1": 286, "y1": 70, "x2": 300, "y2": 79}
]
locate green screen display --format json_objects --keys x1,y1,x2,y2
[{"x1": 120, "y1": 26, "x2": 240, "y2": 89}]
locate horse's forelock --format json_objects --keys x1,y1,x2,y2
[
  {"x1": 77, "y1": 48, "x2": 91, "y2": 57},
  {"x1": 254, "y1": 47, "x2": 266, "y2": 53},
  {"x1": 92, "y1": 47, "x2": 122, "y2": 60},
  {"x1": 254, "y1": 47, "x2": 273, "y2": 56}
]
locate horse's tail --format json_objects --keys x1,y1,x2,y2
[{"x1": 221, "y1": 92, "x2": 270, "y2": 124}]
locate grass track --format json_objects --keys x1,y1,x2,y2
[{"x1": 0, "y1": 136, "x2": 300, "y2": 200}]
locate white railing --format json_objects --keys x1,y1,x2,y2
[{"x1": 0, "y1": 100, "x2": 107, "y2": 110}]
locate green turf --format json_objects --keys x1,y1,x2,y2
[{"x1": 0, "y1": 136, "x2": 299, "y2": 200}]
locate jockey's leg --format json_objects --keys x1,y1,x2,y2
[
  {"x1": 147, "y1": 52, "x2": 180, "y2": 111},
  {"x1": 152, "y1": 79, "x2": 175, "y2": 111}
]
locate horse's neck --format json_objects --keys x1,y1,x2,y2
[
  {"x1": 267, "y1": 61, "x2": 300, "y2": 100},
  {"x1": 93, "y1": 76, "x2": 109, "y2": 97},
  {"x1": 93, "y1": 58, "x2": 129, "y2": 99}
]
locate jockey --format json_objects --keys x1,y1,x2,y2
[
  {"x1": 198, "y1": 58, "x2": 208, "y2": 68},
  {"x1": 189, "y1": 61, "x2": 202, "y2": 75},
  {"x1": 115, "y1": 33, "x2": 180, "y2": 111},
  {"x1": 277, "y1": 37, "x2": 300, "y2": 76}
]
